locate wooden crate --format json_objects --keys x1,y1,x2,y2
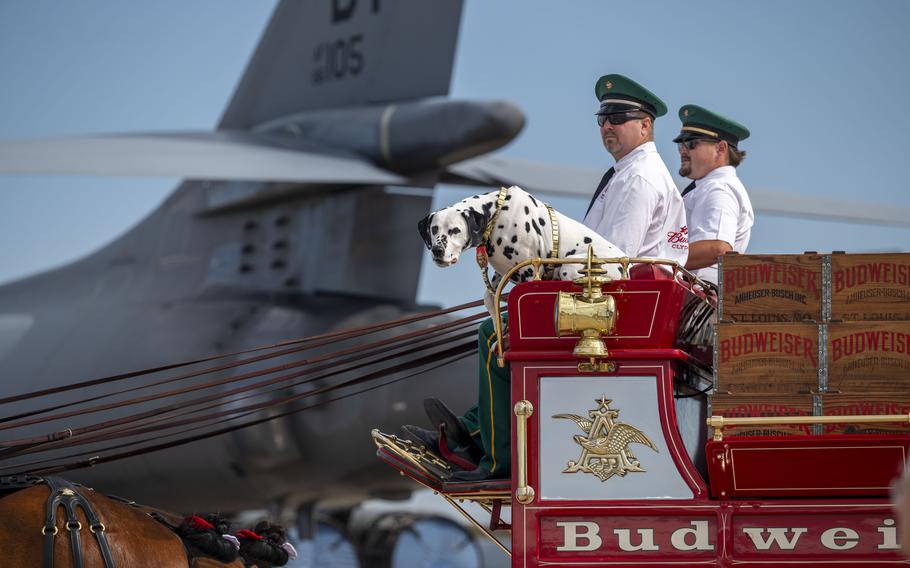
[
  {"x1": 819, "y1": 392, "x2": 910, "y2": 435},
  {"x1": 827, "y1": 322, "x2": 910, "y2": 392},
  {"x1": 830, "y1": 252, "x2": 910, "y2": 322},
  {"x1": 716, "y1": 323, "x2": 820, "y2": 393},
  {"x1": 719, "y1": 253, "x2": 824, "y2": 322},
  {"x1": 710, "y1": 393, "x2": 815, "y2": 437}
]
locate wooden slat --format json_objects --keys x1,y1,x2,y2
[
  {"x1": 720, "y1": 253, "x2": 823, "y2": 322},
  {"x1": 716, "y1": 323, "x2": 820, "y2": 393}
]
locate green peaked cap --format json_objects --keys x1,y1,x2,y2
[
  {"x1": 674, "y1": 104, "x2": 750, "y2": 146},
  {"x1": 594, "y1": 74, "x2": 667, "y2": 117}
]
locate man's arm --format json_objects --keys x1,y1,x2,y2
[{"x1": 685, "y1": 239, "x2": 732, "y2": 270}]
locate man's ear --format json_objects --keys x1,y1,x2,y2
[
  {"x1": 417, "y1": 214, "x2": 434, "y2": 249},
  {"x1": 463, "y1": 209, "x2": 488, "y2": 245}
]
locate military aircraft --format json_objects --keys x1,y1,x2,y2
[{"x1": 2, "y1": 2, "x2": 910, "y2": 563}]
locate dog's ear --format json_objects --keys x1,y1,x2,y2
[
  {"x1": 463, "y1": 209, "x2": 488, "y2": 245},
  {"x1": 417, "y1": 213, "x2": 434, "y2": 249}
]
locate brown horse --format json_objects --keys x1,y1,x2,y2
[{"x1": 0, "y1": 477, "x2": 249, "y2": 568}]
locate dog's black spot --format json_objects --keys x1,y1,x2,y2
[
  {"x1": 498, "y1": 224, "x2": 504, "y2": 229},
  {"x1": 524, "y1": 206, "x2": 530, "y2": 215},
  {"x1": 496, "y1": 237, "x2": 502, "y2": 245},
  {"x1": 529, "y1": 195, "x2": 538, "y2": 207},
  {"x1": 536, "y1": 248, "x2": 542, "y2": 257},
  {"x1": 432, "y1": 226, "x2": 439, "y2": 235},
  {"x1": 503, "y1": 246, "x2": 516, "y2": 260},
  {"x1": 501, "y1": 205, "x2": 509, "y2": 211},
  {"x1": 525, "y1": 222, "x2": 530, "y2": 233},
  {"x1": 561, "y1": 271, "x2": 568, "y2": 277},
  {"x1": 538, "y1": 217, "x2": 546, "y2": 227},
  {"x1": 482, "y1": 201, "x2": 493, "y2": 214},
  {"x1": 471, "y1": 195, "x2": 480, "y2": 200},
  {"x1": 511, "y1": 235, "x2": 518, "y2": 243},
  {"x1": 510, "y1": 273, "x2": 521, "y2": 283},
  {"x1": 566, "y1": 249, "x2": 576, "y2": 255},
  {"x1": 448, "y1": 227, "x2": 461, "y2": 236},
  {"x1": 521, "y1": 267, "x2": 534, "y2": 281},
  {"x1": 531, "y1": 219, "x2": 541, "y2": 236},
  {"x1": 513, "y1": 223, "x2": 517, "y2": 227},
  {"x1": 583, "y1": 236, "x2": 592, "y2": 244},
  {"x1": 505, "y1": 194, "x2": 512, "y2": 200}
]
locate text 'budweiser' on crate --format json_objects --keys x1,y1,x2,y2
[
  {"x1": 830, "y1": 252, "x2": 910, "y2": 321},
  {"x1": 710, "y1": 393, "x2": 814, "y2": 437},
  {"x1": 715, "y1": 322, "x2": 820, "y2": 393},
  {"x1": 827, "y1": 321, "x2": 910, "y2": 392},
  {"x1": 819, "y1": 392, "x2": 910, "y2": 435},
  {"x1": 719, "y1": 253, "x2": 823, "y2": 322}
]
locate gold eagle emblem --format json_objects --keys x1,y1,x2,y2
[{"x1": 553, "y1": 396, "x2": 658, "y2": 482}]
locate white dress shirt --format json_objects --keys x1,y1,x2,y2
[
  {"x1": 583, "y1": 141, "x2": 688, "y2": 265},
  {"x1": 683, "y1": 165, "x2": 754, "y2": 283}
]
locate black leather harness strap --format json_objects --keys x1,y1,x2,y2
[{"x1": 43, "y1": 476, "x2": 116, "y2": 568}]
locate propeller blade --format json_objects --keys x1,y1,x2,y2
[
  {"x1": 0, "y1": 131, "x2": 405, "y2": 185},
  {"x1": 445, "y1": 155, "x2": 910, "y2": 227}
]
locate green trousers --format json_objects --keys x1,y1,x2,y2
[{"x1": 459, "y1": 317, "x2": 512, "y2": 475}]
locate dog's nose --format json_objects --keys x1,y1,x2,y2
[{"x1": 431, "y1": 246, "x2": 444, "y2": 257}]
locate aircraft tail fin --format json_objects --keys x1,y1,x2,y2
[{"x1": 219, "y1": 0, "x2": 464, "y2": 130}]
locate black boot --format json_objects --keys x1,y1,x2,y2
[
  {"x1": 399, "y1": 425, "x2": 480, "y2": 471},
  {"x1": 423, "y1": 398, "x2": 482, "y2": 463}
]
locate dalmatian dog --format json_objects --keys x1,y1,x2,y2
[{"x1": 418, "y1": 185, "x2": 626, "y2": 318}]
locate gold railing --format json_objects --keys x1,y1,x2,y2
[
  {"x1": 707, "y1": 414, "x2": 910, "y2": 441},
  {"x1": 514, "y1": 400, "x2": 535, "y2": 504},
  {"x1": 490, "y1": 254, "x2": 713, "y2": 367}
]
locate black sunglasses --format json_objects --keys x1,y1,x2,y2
[
  {"x1": 678, "y1": 138, "x2": 719, "y2": 150},
  {"x1": 596, "y1": 112, "x2": 647, "y2": 127}
]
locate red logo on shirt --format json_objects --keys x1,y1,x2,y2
[{"x1": 667, "y1": 226, "x2": 688, "y2": 249}]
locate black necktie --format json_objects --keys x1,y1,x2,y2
[
  {"x1": 681, "y1": 181, "x2": 696, "y2": 197},
  {"x1": 585, "y1": 167, "x2": 615, "y2": 216}
]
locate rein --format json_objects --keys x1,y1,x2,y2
[{"x1": 476, "y1": 187, "x2": 561, "y2": 293}]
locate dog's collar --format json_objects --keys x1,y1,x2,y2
[
  {"x1": 542, "y1": 203, "x2": 559, "y2": 279},
  {"x1": 476, "y1": 186, "x2": 510, "y2": 295}
]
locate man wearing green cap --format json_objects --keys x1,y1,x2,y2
[
  {"x1": 400, "y1": 75, "x2": 689, "y2": 485},
  {"x1": 584, "y1": 74, "x2": 688, "y2": 264},
  {"x1": 674, "y1": 104, "x2": 754, "y2": 283}
]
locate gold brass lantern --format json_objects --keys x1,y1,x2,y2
[{"x1": 555, "y1": 248, "x2": 618, "y2": 371}]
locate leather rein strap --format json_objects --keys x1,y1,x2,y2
[
  {"x1": 476, "y1": 187, "x2": 561, "y2": 292},
  {"x1": 42, "y1": 476, "x2": 116, "y2": 568}
]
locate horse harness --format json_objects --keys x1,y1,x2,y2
[{"x1": 0, "y1": 475, "x2": 118, "y2": 568}]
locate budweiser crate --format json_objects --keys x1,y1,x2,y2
[
  {"x1": 718, "y1": 253, "x2": 824, "y2": 322},
  {"x1": 830, "y1": 252, "x2": 910, "y2": 321},
  {"x1": 715, "y1": 322, "x2": 821, "y2": 393},
  {"x1": 819, "y1": 392, "x2": 910, "y2": 435},
  {"x1": 827, "y1": 321, "x2": 910, "y2": 392},
  {"x1": 710, "y1": 393, "x2": 815, "y2": 436}
]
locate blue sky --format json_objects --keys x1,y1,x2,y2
[{"x1": 1, "y1": 1, "x2": 909, "y2": 307}]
